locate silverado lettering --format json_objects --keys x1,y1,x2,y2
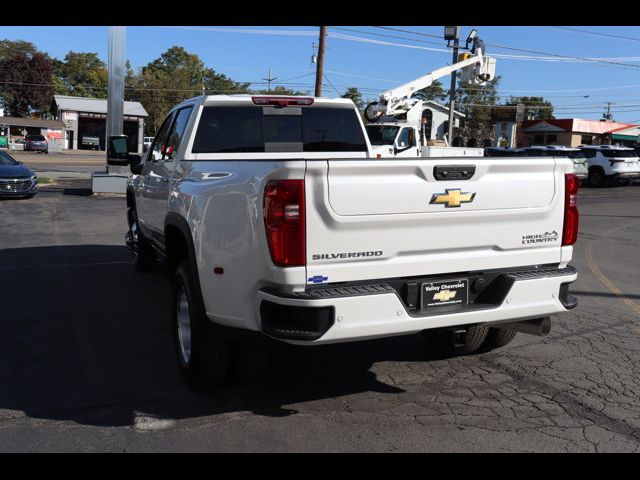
[{"x1": 312, "y1": 251, "x2": 383, "y2": 260}]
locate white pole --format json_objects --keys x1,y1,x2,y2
[{"x1": 107, "y1": 26, "x2": 126, "y2": 173}]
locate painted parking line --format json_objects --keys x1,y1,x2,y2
[{"x1": 585, "y1": 243, "x2": 640, "y2": 316}]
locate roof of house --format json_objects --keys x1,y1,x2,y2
[
  {"x1": 423, "y1": 100, "x2": 465, "y2": 117},
  {"x1": 0, "y1": 116, "x2": 66, "y2": 129},
  {"x1": 53, "y1": 95, "x2": 148, "y2": 117},
  {"x1": 522, "y1": 118, "x2": 635, "y2": 135}
]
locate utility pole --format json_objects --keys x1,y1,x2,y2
[
  {"x1": 444, "y1": 26, "x2": 460, "y2": 145},
  {"x1": 603, "y1": 101, "x2": 613, "y2": 121},
  {"x1": 314, "y1": 26, "x2": 327, "y2": 97},
  {"x1": 263, "y1": 68, "x2": 277, "y2": 94}
]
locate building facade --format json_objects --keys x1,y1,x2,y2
[
  {"x1": 0, "y1": 117, "x2": 66, "y2": 152},
  {"x1": 51, "y1": 95, "x2": 148, "y2": 153},
  {"x1": 520, "y1": 119, "x2": 637, "y2": 147}
]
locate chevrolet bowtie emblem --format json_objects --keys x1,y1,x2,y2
[
  {"x1": 430, "y1": 188, "x2": 476, "y2": 208},
  {"x1": 433, "y1": 289, "x2": 457, "y2": 302}
]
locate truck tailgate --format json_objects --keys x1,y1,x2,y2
[{"x1": 305, "y1": 157, "x2": 569, "y2": 285}]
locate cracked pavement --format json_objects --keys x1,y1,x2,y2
[{"x1": 0, "y1": 183, "x2": 639, "y2": 452}]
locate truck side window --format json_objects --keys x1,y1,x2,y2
[
  {"x1": 397, "y1": 128, "x2": 415, "y2": 148},
  {"x1": 164, "y1": 107, "x2": 193, "y2": 160},
  {"x1": 149, "y1": 113, "x2": 175, "y2": 162}
]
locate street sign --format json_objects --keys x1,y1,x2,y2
[{"x1": 515, "y1": 103, "x2": 525, "y2": 122}]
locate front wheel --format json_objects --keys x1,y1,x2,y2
[
  {"x1": 173, "y1": 261, "x2": 232, "y2": 390},
  {"x1": 126, "y1": 205, "x2": 157, "y2": 272}
]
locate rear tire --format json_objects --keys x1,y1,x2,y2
[
  {"x1": 588, "y1": 168, "x2": 605, "y2": 188},
  {"x1": 173, "y1": 261, "x2": 232, "y2": 390},
  {"x1": 422, "y1": 325, "x2": 490, "y2": 356},
  {"x1": 482, "y1": 328, "x2": 517, "y2": 351}
]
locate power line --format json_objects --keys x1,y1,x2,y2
[
  {"x1": 330, "y1": 26, "x2": 444, "y2": 47},
  {"x1": 372, "y1": 26, "x2": 640, "y2": 70},
  {"x1": 551, "y1": 26, "x2": 640, "y2": 43}
]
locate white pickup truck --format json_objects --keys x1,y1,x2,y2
[{"x1": 116, "y1": 94, "x2": 579, "y2": 390}]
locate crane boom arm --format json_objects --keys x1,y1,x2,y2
[{"x1": 377, "y1": 50, "x2": 485, "y2": 116}]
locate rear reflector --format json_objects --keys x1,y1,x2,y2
[
  {"x1": 264, "y1": 180, "x2": 306, "y2": 267},
  {"x1": 562, "y1": 173, "x2": 579, "y2": 246},
  {"x1": 252, "y1": 96, "x2": 314, "y2": 107}
]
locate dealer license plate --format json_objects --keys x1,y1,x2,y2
[{"x1": 422, "y1": 279, "x2": 469, "y2": 309}]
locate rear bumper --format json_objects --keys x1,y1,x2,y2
[{"x1": 258, "y1": 266, "x2": 577, "y2": 344}]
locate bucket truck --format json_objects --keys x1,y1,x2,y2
[{"x1": 364, "y1": 36, "x2": 497, "y2": 158}]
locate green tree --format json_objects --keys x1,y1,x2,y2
[
  {"x1": 413, "y1": 79, "x2": 447, "y2": 103},
  {"x1": 0, "y1": 39, "x2": 37, "y2": 62},
  {"x1": 0, "y1": 51, "x2": 53, "y2": 117},
  {"x1": 53, "y1": 52, "x2": 108, "y2": 98},
  {"x1": 453, "y1": 76, "x2": 501, "y2": 126},
  {"x1": 504, "y1": 96, "x2": 554, "y2": 120},
  {"x1": 341, "y1": 87, "x2": 364, "y2": 110},
  {"x1": 137, "y1": 46, "x2": 251, "y2": 133}
]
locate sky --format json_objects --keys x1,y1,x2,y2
[{"x1": 4, "y1": 25, "x2": 640, "y2": 123}]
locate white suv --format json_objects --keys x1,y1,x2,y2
[{"x1": 579, "y1": 145, "x2": 640, "y2": 187}]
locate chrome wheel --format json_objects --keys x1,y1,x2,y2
[
  {"x1": 176, "y1": 286, "x2": 192, "y2": 365},
  {"x1": 131, "y1": 222, "x2": 140, "y2": 259}
]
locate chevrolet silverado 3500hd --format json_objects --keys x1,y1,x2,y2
[{"x1": 119, "y1": 95, "x2": 579, "y2": 390}]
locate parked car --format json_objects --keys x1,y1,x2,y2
[
  {"x1": 143, "y1": 136, "x2": 154, "y2": 152},
  {"x1": 81, "y1": 136, "x2": 101, "y2": 151},
  {"x1": 484, "y1": 147, "x2": 525, "y2": 157},
  {"x1": 118, "y1": 94, "x2": 579, "y2": 391},
  {"x1": 579, "y1": 145, "x2": 640, "y2": 187},
  {"x1": 23, "y1": 134, "x2": 48, "y2": 154},
  {"x1": 522, "y1": 145, "x2": 589, "y2": 182},
  {"x1": 0, "y1": 151, "x2": 38, "y2": 198}
]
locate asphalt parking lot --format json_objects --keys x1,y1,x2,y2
[{"x1": 0, "y1": 182, "x2": 639, "y2": 452}]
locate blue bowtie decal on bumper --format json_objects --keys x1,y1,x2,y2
[{"x1": 308, "y1": 275, "x2": 329, "y2": 284}]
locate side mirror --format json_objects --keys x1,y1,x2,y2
[
  {"x1": 107, "y1": 135, "x2": 129, "y2": 166},
  {"x1": 16, "y1": 161, "x2": 23, "y2": 165},
  {"x1": 129, "y1": 154, "x2": 143, "y2": 175}
]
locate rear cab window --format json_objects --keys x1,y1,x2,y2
[{"x1": 191, "y1": 104, "x2": 368, "y2": 155}]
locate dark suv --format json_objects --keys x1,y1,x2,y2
[{"x1": 24, "y1": 134, "x2": 48, "y2": 153}]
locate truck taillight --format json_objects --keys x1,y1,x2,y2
[
  {"x1": 562, "y1": 173, "x2": 579, "y2": 246},
  {"x1": 263, "y1": 180, "x2": 305, "y2": 267}
]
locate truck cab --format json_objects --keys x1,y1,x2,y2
[{"x1": 365, "y1": 123, "x2": 420, "y2": 157}]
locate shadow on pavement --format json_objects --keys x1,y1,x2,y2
[
  {"x1": 573, "y1": 290, "x2": 640, "y2": 300},
  {"x1": 0, "y1": 244, "x2": 423, "y2": 428}
]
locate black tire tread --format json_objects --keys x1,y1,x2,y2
[
  {"x1": 127, "y1": 206, "x2": 156, "y2": 272},
  {"x1": 483, "y1": 328, "x2": 517, "y2": 351},
  {"x1": 174, "y1": 261, "x2": 232, "y2": 390}
]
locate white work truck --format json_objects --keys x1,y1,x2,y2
[
  {"x1": 111, "y1": 94, "x2": 579, "y2": 391},
  {"x1": 363, "y1": 35, "x2": 496, "y2": 158}
]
